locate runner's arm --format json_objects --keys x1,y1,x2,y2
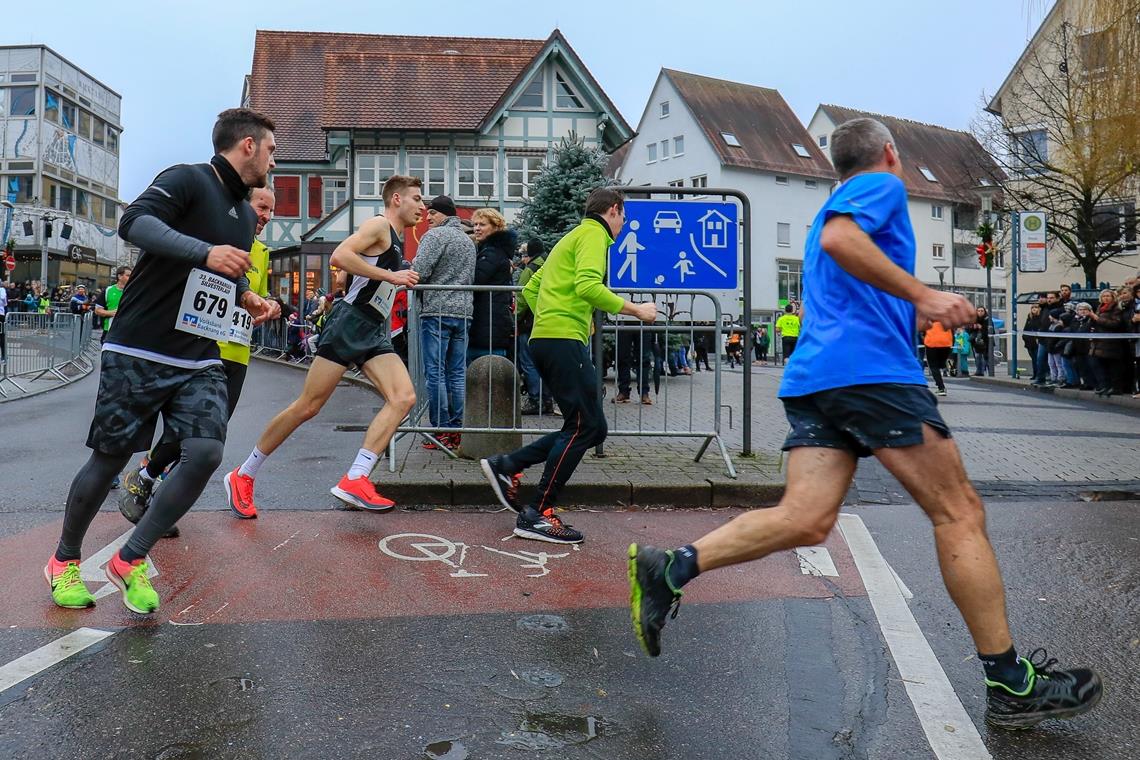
[
  {"x1": 820, "y1": 215, "x2": 973, "y2": 327},
  {"x1": 330, "y1": 217, "x2": 397, "y2": 282},
  {"x1": 119, "y1": 165, "x2": 212, "y2": 266}
]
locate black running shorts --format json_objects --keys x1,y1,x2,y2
[
  {"x1": 315, "y1": 302, "x2": 395, "y2": 368},
  {"x1": 87, "y1": 351, "x2": 229, "y2": 455},
  {"x1": 781, "y1": 383, "x2": 951, "y2": 457}
]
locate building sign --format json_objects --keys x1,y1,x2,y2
[
  {"x1": 1018, "y1": 211, "x2": 1047, "y2": 273},
  {"x1": 67, "y1": 244, "x2": 98, "y2": 264}
]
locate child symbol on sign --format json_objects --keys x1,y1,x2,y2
[{"x1": 673, "y1": 251, "x2": 695, "y2": 283}]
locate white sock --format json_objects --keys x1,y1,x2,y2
[
  {"x1": 347, "y1": 448, "x2": 378, "y2": 480},
  {"x1": 238, "y1": 447, "x2": 268, "y2": 479}
]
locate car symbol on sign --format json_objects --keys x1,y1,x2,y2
[{"x1": 653, "y1": 211, "x2": 682, "y2": 233}]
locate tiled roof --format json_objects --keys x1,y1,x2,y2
[
  {"x1": 248, "y1": 30, "x2": 545, "y2": 161},
  {"x1": 322, "y1": 51, "x2": 536, "y2": 131},
  {"x1": 664, "y1": 69, "x2": 836, "y2": 179},
  {"x1": 818, "y1": 105, "x2": 1005, "y2": 202}
]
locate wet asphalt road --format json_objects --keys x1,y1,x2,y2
[{"x1": 0, "y1": 362, "x2": 1136, "y2": 759}]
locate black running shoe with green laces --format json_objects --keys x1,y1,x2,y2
[
  {"x1": 984, "y1": 648, "x2": 1103, "y2": 730},
  {"x1": 118, "y1": 467, "x2": 154, "y2": 524},
  {"x1": 628, "y1": 543, "x2": 683, "y2": 657}
]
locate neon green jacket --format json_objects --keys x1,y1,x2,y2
[{"x1": 523, "y1": 216, "x2": 624, "y2": 345}]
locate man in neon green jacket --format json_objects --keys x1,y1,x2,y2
[{"x1": 481, "y1": 188, "x2": 658, "y2": 544}]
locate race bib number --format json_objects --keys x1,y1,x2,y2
[
  {"x1": 368, "y1": 281, "x2": 397, "y2": 320},
  {"x1": 226, "y1": 306, "x2": 254, "y2": 346},
  {"x1": 175, "y1": 269, "x2": 235, "y2": 341}
]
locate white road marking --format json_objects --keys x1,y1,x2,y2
[
  {"x1": 838, "y1": 513, "x2": 991, "y2": 760},
  {"x1": 795, "y1": 546, "x2": 838, "y2": 577},
  {"x1": 79, "y1": 529, "x2": 159, "y2": 582},
  {"x1": 0, "y1": 628, "x2": 115, "y2": 693}
]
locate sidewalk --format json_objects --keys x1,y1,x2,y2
[
  {"x1": 969, "y1": 374, "x2": 1140, "y2": 412},
  {"x1": 254, "y1": 354, "x2": 785, "y2": 508}
]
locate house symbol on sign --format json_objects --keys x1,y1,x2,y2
[{"x1": 698, "y1": 209, "x2": 731, "y2": 249}]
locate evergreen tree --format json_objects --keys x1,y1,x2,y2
[{"x1": 515, "y1": 133, "x2": 611, "y2": 252}]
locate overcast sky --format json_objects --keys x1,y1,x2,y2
[{"x1": 6, "y1": 0, "x2": 1052, "y2": 200}]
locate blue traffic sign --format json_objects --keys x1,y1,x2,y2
[{"x1": 608, "y1": 200, "x2": 738, "y2": 290}]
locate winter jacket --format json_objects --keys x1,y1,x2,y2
[
  {"x1": 1067, "y1": 314, "x2": 1093, "y2": 357},
  {"x1": 1022, "y1": 313, "x2": 1040, "y2": 353},
  {"x1": 411, "y1": 216, "x2": 476, "y2": 319},
  {"x1": 1090, "y1": 302, "x2": 1129, "y2": 359},
  {"x1": 469, "y1": 228, "x2": 516, "y2": 352}
]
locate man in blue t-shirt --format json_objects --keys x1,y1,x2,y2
[{"x1": 627, "y1": 118, "x2": 1101, "y2": 730}]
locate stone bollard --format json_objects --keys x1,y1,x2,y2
[{"x1": 460, "y1": 354, "x2": 522, "y2": 460}]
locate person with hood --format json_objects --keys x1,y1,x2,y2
[
  {"x1": 467, "y1": 208, "x2": 515, "y2": 364},
  {"x1": 1066, "y1": 302, "x2": 1096, "y2": 390}
]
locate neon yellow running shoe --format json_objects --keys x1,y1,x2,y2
[
  {"x1": 44, "y1": 556, "x2": 96, "y2": 609},
  {"x1": 106, "y1": 552, "x2": 159, "y2": 614}
]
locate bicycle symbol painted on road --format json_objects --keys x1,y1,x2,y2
[{"x1": 378, "y1": 533, "x2": 569, "y2": 579}]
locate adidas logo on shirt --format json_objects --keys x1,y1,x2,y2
[{"x1": 229, "y1": 207, "x2": 239, "y2": 219}]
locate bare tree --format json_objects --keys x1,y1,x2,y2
[{"x1": 975, "y1": 0, "x2": 1139, "y2": 286}]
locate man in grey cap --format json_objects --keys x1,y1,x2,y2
[{"x1": 413, "y1": 196, "x2": 476, "y2": 449}]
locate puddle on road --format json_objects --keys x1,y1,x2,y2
[
  {"x1": 519, "y1": 668, "x2": 564, "y2": 688},
  {"x1": 496, "y1": 712, "x2": 609, "y2": 750},
  {"x1": 423, "y1": 739, "x2": 469, "y2": 760},
  {"x1": 516, "y1": 614, "x2": 569, "y2": 633}
]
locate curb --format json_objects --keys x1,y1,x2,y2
[
  {"x1": 252, "y1": 353, "x2": 787, "y2": 508},
  {"x1": 969, "y1": 375, "x2": 1140, "y2": 411}
]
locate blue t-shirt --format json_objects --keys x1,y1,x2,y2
[{"x1": 779, "y1": 172, "x2": 924, "y2": 398}]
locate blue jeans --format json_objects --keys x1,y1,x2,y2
[
  {"x1": 1061, "y1": 355, "x2": 1079, "y2": 385},
  {"x1": 421, "y1": 316, "x2": 469, "y2": 429},
  {"x1": 1033, "y1": 343, "x2": 1049, "y2": 382},
  {"x1": 516, "y1": 332, "x2": 552, "y2": 403}
]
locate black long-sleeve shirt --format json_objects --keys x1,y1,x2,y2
[{"x1": 107, "y1": 162, "x2": 256, "y2": 367}]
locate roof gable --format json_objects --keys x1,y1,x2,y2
[
  {"x1": 248, "y1": 30, "x2": 545, "y2": 161},
  {"x1": 480, "y1": 30, "x2": 633, "y2": 149},
  {"x1": 663, "y1": 69, "x2": 836, "y2": 178},
  {"x1": 817, "y1": 104, "x2": 1005, "y2": 202}
]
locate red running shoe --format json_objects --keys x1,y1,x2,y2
[
  {"x1": 330, "y1": 475, "x2": 395, "y2": 512},
  {"x1": 223, "y1": 469, "x2": 258, "y2": 519}
]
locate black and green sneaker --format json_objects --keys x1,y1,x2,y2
[
  {"x1": 118, "y1": 467, "x2": 154, "y2": 524},
  {"x1": 628, "y1": 543, "x2": 683, "y2": 657},
  {"x1": 984, "y1": 648, "x2": 1103, "y2": 730}
]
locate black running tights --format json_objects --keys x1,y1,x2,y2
[{"x1": 56, "y1": 438, "x2": 224, "y2": 563}]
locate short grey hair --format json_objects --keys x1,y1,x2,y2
[{"x1": 830, "y1": 118, "x2": 895, "y2": 178}]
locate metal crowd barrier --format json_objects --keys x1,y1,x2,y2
[
  {"x1": 394, "y1": 284, "x2": 736, "y2": 478},
  {"x1": 0, "y1": 312, "x2": 96, "y2": 397},
  {"x1": 250, "y1": 317, "x2": 317, "y2": 364}
]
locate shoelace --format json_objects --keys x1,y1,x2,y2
[
  {"x1": 127, "y1": 563, "x2": 154, "y2": 590},
  {"x1": 1025, "y1": 648, "x2": 1058, "y2": 678},
  {"x1": 541, "y1": 511, "x2": 576, "y2": 536},
  {"x1": 55, "y1": 563, "x2": 84, "y2": 590}
]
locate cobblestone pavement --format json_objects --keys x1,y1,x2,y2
[{"x1": 267, "y1": 355, "x2": 1139, "y2": 505}]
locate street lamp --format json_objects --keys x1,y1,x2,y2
[{"x1": 933, "y1": 264, "x2": 949, "y2": 290}]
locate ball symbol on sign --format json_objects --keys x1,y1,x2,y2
[{"x1": 654, "y1": 275, "x2": 665, "y2": 285}]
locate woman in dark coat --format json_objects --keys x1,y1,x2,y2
[
  {"x1": 967, "y1": 306, "x2": 992, "y2": 376},
  {"x1": 467, "y1": 207, "x2": 516, "y2": 365},
  {"x1": 1087, "y1": 288, "x2": 1129, "y2": 396}
]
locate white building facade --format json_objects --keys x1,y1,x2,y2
[
  {"x1": 0, "y1": 45, "x2": 125, "y2": 286},
  {"x1": 616, "y1": 69, "x2": 837, "y2": 324}
]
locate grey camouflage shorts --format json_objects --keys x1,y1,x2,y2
[{"x1": 86, "y1": 350, "x2": 228, "y2": 455}]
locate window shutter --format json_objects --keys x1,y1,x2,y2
[
  {"x1": 275, "y1": 176, "x2": 300, "y2": 217},
  {"x1": 308, "y1": 176, "x2": 323, "y2": 219}
]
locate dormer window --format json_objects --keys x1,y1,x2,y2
[
  {"x1": 554, "y1": 69, "x2": 585, "y2": 110},
  {"x1": 792, "y1": 143, "x2": 811, "y2": 158},
  {"x1": 919, "y1": 166, "x2": 939, "y2": 182},
  {"x1": 720, "y1": 131, "x2": 741, "y2": 147},
  {"x1": 512, "y1": 71, "x2": 545, "y2": 110}
]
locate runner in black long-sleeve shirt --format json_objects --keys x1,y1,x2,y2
[{"x1": 44, "y1": 108, "x2": 276, "y2": 615}]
